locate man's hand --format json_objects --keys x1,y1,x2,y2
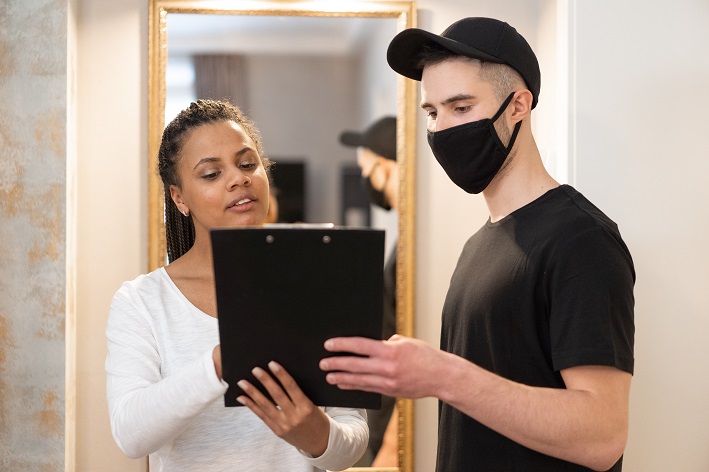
[{"x1": 320, "y1": 334, "x2": 451, "y2": 399}]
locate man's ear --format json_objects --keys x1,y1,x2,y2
[{"x1": 510, "y1": 89, "x2": 533, "y2": 124}]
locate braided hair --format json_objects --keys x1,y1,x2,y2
[{"x1": 158, "y1": 99, "x2": 272, "y2": 263}]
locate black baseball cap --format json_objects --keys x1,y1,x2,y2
[
  {"x1": 339, "y1": 116, "x2": 397, "y2": 161},
  {"x1": 387, "y1": 17, "x2": 541, "y2": 109}
]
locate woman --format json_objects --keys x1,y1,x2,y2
[{"x1": 105, "y1": 99, "x2": 368, "y2": 471}]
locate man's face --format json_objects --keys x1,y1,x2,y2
[
  {"x1": 357, "y1": 146, "x2": 391, "y2": 195},
  {"x1": 420, "y1": 58, "x2": 500, "y2": 133},
  {"x1": 356, "y1": 146, "x2": 380, "y2": 177},
  {"x1": 356, "y1": 146, "x2": 399, "y2": 210}
]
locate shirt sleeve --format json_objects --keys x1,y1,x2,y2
[
  {"x1": 300, "y1": 407, "x2": 369, "y2": 471},
  {"x1": 105, "y1": 283, "x2": 227, "y2": 458},
  {"x1": 548, "y1": 224, "x2": 635, "y2": 374}
]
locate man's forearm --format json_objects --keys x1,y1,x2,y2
[{"x1": 436, "y1": 354, "x2": 631, "y2": 471}]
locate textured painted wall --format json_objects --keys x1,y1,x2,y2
[{"x1": 0, "y1": 0, "x2": 68, "y2": 469}]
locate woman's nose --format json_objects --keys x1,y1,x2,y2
[{"x1": 227, "y1": 168, "x2": 250, "y2": 189}]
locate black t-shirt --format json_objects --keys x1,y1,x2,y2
[{"x1": 436, "y1": 185, "x2": 635, "y2": 472}]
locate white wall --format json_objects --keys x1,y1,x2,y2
[
  {"x1": 358, "y1": 18, "x2": 399, "y2": 122},
  {"x1": 247, "y1": 54, "x2": 361, "y2": 224},
  {"x1": 570, "y1": 1, "x2": 709, "y2": 470},
  {"x1": 72, "y1": 0, "x2": 709, "y2": 470},
  {"x1": 75, "y1": 0, "x2": 146, "y2": 470},
  {"x1": 358, "y1": 18, "x2": 399, "y2": 253}
]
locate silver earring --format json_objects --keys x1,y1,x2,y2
[{"x1": 182, "y1": 209, "x2": 189, "y2": 217}]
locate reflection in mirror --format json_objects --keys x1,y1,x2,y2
[
  {"x1": 149, "y1": 2, "x2": 416, "y2": 471},
  {"x1": 166, "y1": 15, "x2": 397, "y2": 238}
]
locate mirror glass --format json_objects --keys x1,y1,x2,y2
[
  {"x1": 149, "y1": 2, "x2": 416, "y2": 471},
  {"x1": 166, "y1": 14, "x2": 397, "y2": 240}
]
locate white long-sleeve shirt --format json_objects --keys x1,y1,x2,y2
[{"x1": 106, "y1": 267, "x2": 368, "y2": 472}]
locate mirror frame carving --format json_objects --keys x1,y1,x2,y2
[{"x1": 148, "y1": 1, "x2": 416, "y2": 470}]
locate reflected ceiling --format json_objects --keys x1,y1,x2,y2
[{"x1": 168, "y1": 15, "x2": 391, "y2": 55}]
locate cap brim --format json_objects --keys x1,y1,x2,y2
[
  {"x1": 339, "y1": 131, "x2": 364, "y2": 148},
  {"x1": 387, "y1": 28, "x2": 505, "y2": 80}
]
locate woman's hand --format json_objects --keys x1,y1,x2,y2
[{"x1": 236, "y1": 361, "x2": 330, "y2": 457}]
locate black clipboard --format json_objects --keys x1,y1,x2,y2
[{"x1": 211, "y1": 225, "x2": 384, "y2": 409}]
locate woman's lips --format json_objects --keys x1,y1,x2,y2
[{"x1": 227, "y1": 197, "x2": 256, "y2": 212}]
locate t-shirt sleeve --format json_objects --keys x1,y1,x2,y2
[
  {"x1": 105, "y1": 282, "x2": 227, "y2": 458},
  {"x1": 548, "y1": 225, "x2": 635, "y2": 374}
]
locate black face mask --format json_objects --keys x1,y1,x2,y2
[
  {"x1": 361, "y1": 176, "x2": 391, "y2": 211},
  {"x1": 427, "y1": 92, "x2": 521, "y2": 194}
]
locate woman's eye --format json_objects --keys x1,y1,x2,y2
[
  {"x1": 240, "y1": 162, "x2": 257, "y2": 170},
  {"x1": 202, "y1": 171, "x2": 220, "y2": 180}
]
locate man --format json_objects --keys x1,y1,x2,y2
[
  {"x1": 340, "y1": 116, "x2": 399, "y2": 216},
  {"x1": 321, "y1": 17, "x2": 635, "y2": 471},
  {"x1": 339, "y1": 117, "x2": 399, "y2": 467}
]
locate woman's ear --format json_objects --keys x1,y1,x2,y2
[
  {"x1": 169, "y1": 184, "x2": 187, "y2": 214},
  {"x1": 510, "y1": 89, "x2": 533, "y2": 124}
]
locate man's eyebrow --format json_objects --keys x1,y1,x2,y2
[
  {"x1": 420, "y1": 93, "x2": 476, "y2": 109},
  {"x1": 192, "y1": 146, "x2": 254, "y2": 170}
]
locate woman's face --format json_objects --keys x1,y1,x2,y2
[{"x1": 170, "y1": 120, "x2": 270, "y2": 233}]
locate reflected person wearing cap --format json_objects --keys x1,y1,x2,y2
[
  {"x1": 339, "y1": 117, "x2": 399, "y2": 467},
  {"x1": 340, "y1": 116, "x2": 398, "y2": 213},
  {"x1": 322, "y1": 17, "x2": 635, "y2": 472}
]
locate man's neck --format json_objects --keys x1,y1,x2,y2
[{"x1": 483, "y1": 143, "x2": 559, "y2": 223}]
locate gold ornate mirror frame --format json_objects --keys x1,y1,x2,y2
[{"x1": 148, "y1": 1, "x2": 416, "y2": 470}]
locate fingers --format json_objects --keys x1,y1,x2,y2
[
  {"x1": 238, "y1": 362, "x2": 313, "y2": 411},
  {"x1": 237, "y1": 362, "x2": 328, "y2": 455},
  {"x1": 320, "y1": 338, "x2": 397, "y2": 395},
  {"x1": 319, "y1": 352, "x2": 386, "y2": 374},
  {"x1": 236, "y1": 377, "x2": 278, "y2": 414},
  {"x1": 236, "y1": 380, "x2": 279, "y2": 431},
  {"x1": 321, "y1": 335, "x2": 408, "y2": 374},
  {"x1": 324, "y1": 336, "x2": 387, "y2": 356},
  {"x1": 324, "y1": 371, "x2": 393, "y2": 395},
  {"x1": 250, "y1": 365, "x2": 295, "y2": 411},
  {"x1": 237, "y1": 368, "x2": 293, "y2": 436},
  {"x1": 265, "y1": 361, "x2": 311, "y2": 406}
]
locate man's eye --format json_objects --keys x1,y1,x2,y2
[
  {"x1": 455, "y1": 106, "x2": 471, "y2": 113},
  {"x1": 426, "y1": 110, "x2": 437, "y2": 119}
]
